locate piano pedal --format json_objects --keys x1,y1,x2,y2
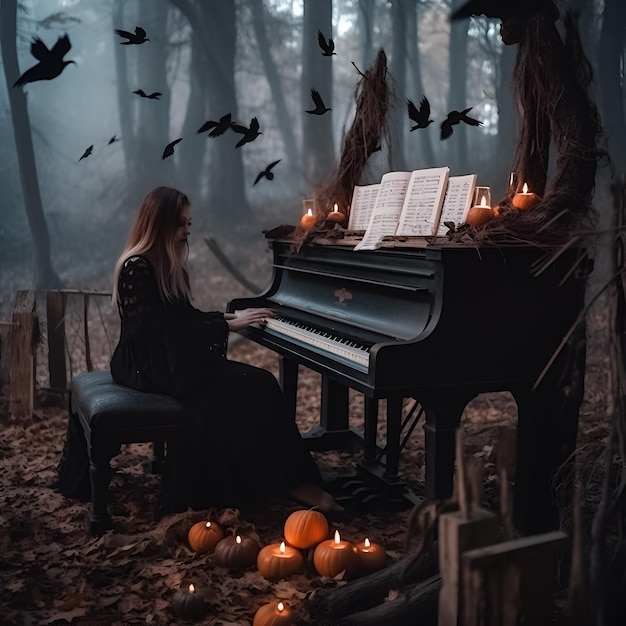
[{"x1": 341, "y1": 479, "x2": 368, "y2": 491}]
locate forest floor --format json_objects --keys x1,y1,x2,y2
[{"x1": 0, "y1": 224, "x2": 617, "y2": 625}]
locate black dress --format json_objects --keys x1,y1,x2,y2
[{"x1": 57, "y1": 255, "x2": 322, "y2": 511}]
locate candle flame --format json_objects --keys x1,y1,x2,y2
[
  {"x1": 334, "y1": 530, "x2": 341, "y2": 543},
  {"x1": 279, "y1": 541, "x2": 286, "y2": 553},
  {"x1": 205, "y1": 521, "x2": 211, "y2": 529},
  {"x1": 333, "y1": 203, "x2": 339, "y2": 213},
  {"x1": 306, "y1": 208, "x2": 313, "y2": 216},
  {"x1": 277, "y1": 602, "x2": 285, "y2": 612},
  {"x1": 235, "y1": 535, "x2": 242, "y2": 544},
  {"x1": 522, "y1": 182, "x2": 529, "y2": 193},
  {"x1": 364, "y1": 537, "x2": 371, "y2": 547},
  {"x1": 188, "y1": 584, "x2": 195, "y2": 593},
  {"x1": 480, "y1": 194, "x2": 488, "y2": 207}
]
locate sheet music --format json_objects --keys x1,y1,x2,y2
[
  {"x1": 396, "y1": 167, "x2": 450, "y2": 237},
  {"x1": 354, "y1": 172, "x2": 412, "y2": 251},
  {"x1": 348, "y1": 184, "x2": 381, "y2": 230},
  {"x1": 436, "y1": 174, "x2": 478, "y2": 236}
]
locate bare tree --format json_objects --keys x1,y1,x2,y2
[
  {"x1": 0, "y1": 0, "x2": 61, "y2": 288},
  {"x1": 389, "y1": 0, "x2": 408, "y2": 170}
]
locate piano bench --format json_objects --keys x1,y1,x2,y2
[{"x1": 69, "y1": 370, "x2": 185, "y2": 536}]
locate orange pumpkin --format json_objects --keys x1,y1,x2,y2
[
  {"x1": 253, "y1": 600, "x2": 294, "y2": 625},
  {"x1": 283, "y1": 509, "x2": 329, "y2": 550},
  {"x1": 257, "y1": 541, "x2": 305, "y2": 579},
  {"x1": 214, "y1": 534, "x2": 260, "y2": 569},
  {"x1": 187, "y1": 521, "x2": 224, "y2": 554},
  {"x1": 313, "y1": 530, "x2": 360, "y2": 579}
]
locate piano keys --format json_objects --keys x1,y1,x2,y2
[{"x1": 228, "y1": 237, "x2": 590, "y2": 534}]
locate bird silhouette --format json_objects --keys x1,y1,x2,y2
[
  {"x1": 13, "y1": 34, "x2": 75, "y2": 88},
  {"x1": 253, "y1": 159, "x2": 281, "y2": 186},
  {"x1": 197, "y1": 113, "x2": 232, "y2": 138},
  {"x1": 450, "y1": 0, "x2": 558, "y2": 21},
  {"x1": 230, "y1": 117, "x2": 262, "y2": 147},
  {"x1": 133, "y1": 89, "x2": 161, "y2": 100},
  {"x1": 407, "y1": 97, "x2": 434, "y2": 131},
  {"x1": 108, "y1": 135, "x2": 119, "y2": 145},
  {"x1": 306, "y1": 88, "x2": 331, "y2": 115},
  {"x1": 317, "y1": 31, "x2": 336, "y2": 56},
  {"x1": 162, "y1": 138, "x2": 182, "y2": 160},
  {"x1": 115, "y1": 26, "x2": 149, "y2": 44},
  {"x1": 78, "y1": 145, "x2": 93, "y2": 162},
  {"x1": 440, "y1": 107, "x2": 482, "y2": 140}
]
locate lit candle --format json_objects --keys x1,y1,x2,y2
[
  {"x1": 253, "y1": 600, "x2": 294, "y2": 625},
  {"x1": 172, "y1": 583, "x2": 207, "y2": 620},
  {"x1": 465, "y1": 186, "x2": 494, "y2": 227},
  {"x1": 326, "y1": 203, "x2": 346, "y2": 225},
  {"x1": 313, "y1": 530, "x2": 360, "y2": 579},
  {"x1": 214, "y1": 534, "x2": 261, "y2": 569},
  {"x1": 355, "y1": 537, "x2": 387, "y2": 574},
  {"x1": 512, "y1": 182, "x2": 541, "y2": 211},
  {"x1": 300, "y1": 207, "x2": 317, "y2": 230},
  {"x1": 257, "y1": 540, "x2": 305, "y2": 579}
]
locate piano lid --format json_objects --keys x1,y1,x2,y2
[{"x1": 264, "y1": 240, "x2": 444, "y2": 342}]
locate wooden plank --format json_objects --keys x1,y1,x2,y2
[
  {"x1": 46, "y1": 290, "x2": 67, "y2": 390},
  {"x1": 9, "y1": 291, "x2": 37, "y2": 418},
  {"x1": 461, "y1": 531, "x2": 568, "y2": 626}
]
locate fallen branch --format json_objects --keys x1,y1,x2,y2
[{"x1": 202, "y1": 234, "x2": 261, "y2": 294}]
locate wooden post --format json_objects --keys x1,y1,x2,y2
[
  {"x1": 438, "y1": 431, "x2": 499, "y2": 626},
  {"x1": 9, "y1": 290, "x2": 38, "y2": 418},
  {"x1": 461, "y1": 531, "x2": 568, "y2": 626},
  {"x1": 46, "y1": 290, "x2": 67, "y2": 390},
  {"x1": 0, "y1": 321, "x2": 15, "y2": 386}
]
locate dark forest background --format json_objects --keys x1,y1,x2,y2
[{"x1": 0, "y1": 0, "x2": 625, "y2": 318}]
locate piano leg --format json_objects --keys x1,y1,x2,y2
[
  {"x1": 419, "y1": 391, "x2": 476, "y2": 501},
  {"x1": 385, "y1": 396, "x2": 403, "y2": 479}
]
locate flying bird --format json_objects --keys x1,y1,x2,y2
[
  {"x1": 133, "y1": 89, "x2": 161, "y2": 100},
  {"x1": 253, "y1": 159, "x2": 281, "y2": 186},
  {"x1": 13, "y1": 34, "x2": 75, "y2": 88},
  {"x1": 440, "y1": 107, "x2": 482, "y2": 140},
  {"x1": 407, "y1": 96, "x2": 434, "y2": 131},
  {"x1": 78, "y1": 145, "x2": 93, "y2": 162},
  {"x1": 115, "y1": 26, "x2": 149, "y2": 44},
  {"x1": 162, "y1": 138, "x2": 182, "y2": 160},
  {"x1": 230, "y1": 117, "x2": 262, "y2": 148},
  {"x1": 197, "y1": 113, "x2": 232, "y2": 138},
  {"x1": 108, "y1": 135, "x2": 119, "y2": 145},
  {"x1": 317, "y1": 30, "x2": 336, "y2": 56},
  {"x1": 450, "y1": 0, "x2": 559, "y2": 21},
  {"x1": 306, "y1": 88, "x2": 331, "y2": 115}
]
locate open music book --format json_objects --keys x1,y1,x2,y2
[{"x1": 350, "y1": 168, "x2": 477, "y2": 249}]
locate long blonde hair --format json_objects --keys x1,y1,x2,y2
[{"x1": 112, "y1": 186, "x2": 191, "y2": 303}]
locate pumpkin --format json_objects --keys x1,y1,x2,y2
[
  {"x1": 257, "y1": 541, "x2": 305, "y2": 579},
  {"x1": 355, "y1": 537, "x2": 387, "y2": 574},
  {"x1": 214, "y1": 534, "x2": 260, "y2": 569},
  {"x1": 187, "y1": 520, "x2": 224, "y2": 554},
  {"x1": 253, "y1": 600, "x2": 294, "y2": 625},
  {"x1": 313, "y1": 530, "x2": 360, "y2": 579},
  {"x1": 283, "y1": 508, "x2": 329, "y2": 550},
  {"x1": 172, "y1": 584, "x2": 207, "y2": 621}
]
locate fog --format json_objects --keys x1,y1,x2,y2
[{"x1": 0, "y1": 0, "x2": 622, "y2": 320}]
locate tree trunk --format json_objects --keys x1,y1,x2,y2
[
  {"x1": 0, "y1": 0, "x2": 61, "y2": 289},
  {"x1": 389, "y1": 0, "x2": 408, "y2": 171},
  {"x1": 447, "y1": 0, "x2": 471, "y2": 172},
  {"x1": 406, "y1": 1, "x2": 435, "y2": 168},
  {"x1": 358, "y1": 0, "x2": 376, "y2": 71},
  {"x1": 301, "y1": 0, "x2": 335, "y2": 188},
  {"x1": 169, "y1": 0, "x2": 250, "y2": 225},
  {"x1": 112, "y1": 1, "x2": 133, "y2": 172},
  {"x1": 249, "y1": 0, "x2": 299, "y2": 169},
  {"x1": 598, "y1": 0, "x2": 626, "y2": 173}
]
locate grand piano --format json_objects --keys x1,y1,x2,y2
[{"x1": 228, "y1": 237, "x2": 590, "y2": 534}]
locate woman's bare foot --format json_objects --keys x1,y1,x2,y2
[{"x1": 288, "y1": 484, "x2": 344, "y2": 513}]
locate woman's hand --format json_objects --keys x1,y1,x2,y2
[{"x1": 225, "y1": 308, "x2": 275, "y2": 332}]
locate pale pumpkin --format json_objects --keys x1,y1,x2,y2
[
  {"x1": 214, "y1": 534, "x2": 260, "y2": 569},
  {"x1": 283, "y1": 508, "x2": 329, "y2": 550},
  {"x1": 187, "y1": 520, "x2": 224, "y2": 554}
]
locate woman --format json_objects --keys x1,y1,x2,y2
[{"x1": 108, "y1": 186, "x2": 341, "y2": 514}]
